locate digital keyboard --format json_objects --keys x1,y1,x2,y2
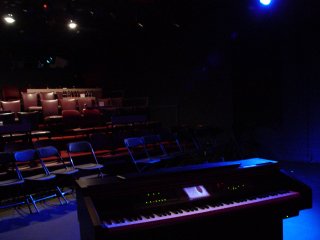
[
  {"x1": 75, "y1": 158, "x2": 312, "y2": 240},
  {"x1": 102, "y1": 190, "x2": 300, "y2": 231}
]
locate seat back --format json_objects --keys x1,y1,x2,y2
[
  {"x1": 13, "y1": 148, "x2": 67, "y2": 213},
  {"x1": 39, "y1": 92, "x2": 55, "y2": 101},
  {"x1": 124, "y1": 137, "x2": 164, "y2": 172},
  {"x1": 124, "y1": 137, "x2": 148, "y2": 162},
  {"x1": 0, "y1": 152, "x2": 24, "y2": 208},
  {"x1": 67, "y1": 141, "x2": 94, "y2": 153},
  {"x1": 36, "y1": 146, "x2": 60, "y2": 159},
  {"x1": 2, "y1": 85, "x2": 20, "y2": 101},
  {"x1": 124, "y1": 137, "x2": 143, "y2": 148},
  {"x1": 14, "y1": 148, "x2": 51, "y2": 176},
  {"x1": 67, "y1": 141, "x2": 100, "y2": 166},
  {"x1": 0, "y1": 112, "x2": 16, "y2": 124},
  {"x1": 60, "y1": 98, "x2": 77, "y2": 110},
  {"x1": 62, "y1": 110, "x2": 81, "y2": 129},
  {"x1": 36, "y1": 146, "x2": 71, "y2": 169},
  {"x1": 17, "y1": 111, "x2": 40, "y2": 130},
  {"x1": 1, "y1": 100, "x2": 22, "y2": 116},
  {"x1": 36, "y1": 145, "x2": 77, "y2": 179},
  {"x1": 0, "y1": 152, "x2": 23, "y2": 182},
  {"x1": 14, "y1": 149, "x2": 37, "y2": 162},
  {"x1": 81, "y1": 108, "x2": 103, "y2": 128},
  {"x1": 41, "y1": 99, "x2": 59, "y2": 117},
  {"x1": 21, "y1": 92, "x2": 39, "y2": 111}
]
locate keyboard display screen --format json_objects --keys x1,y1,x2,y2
[{"x1": 183, "y1": 185, "x2": 210, "y2": 200}]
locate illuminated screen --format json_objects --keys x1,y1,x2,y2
[{"x1": 183, "y1": 185, "x2": 210, "y2": 200}]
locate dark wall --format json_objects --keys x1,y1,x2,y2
[{"x1": 1, "y1": 0, "x2": 320, "y2": 162}]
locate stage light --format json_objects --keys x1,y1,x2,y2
[
  {"x1": 260, "y1": 0, "x2": 272, "y2": 6},
  {"x1": 137, "y1": 22, "x2": 144, "y2": 29},
  {"x1": 68, "y1": 20, "x2": 78, "y2": 30},
  {"x1": 3, "y1": 14, "x2": 15, "y2": 24}
]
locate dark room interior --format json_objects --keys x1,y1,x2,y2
[{"x1": 0, "y1": 0, "x2": 319, "y2": 239}]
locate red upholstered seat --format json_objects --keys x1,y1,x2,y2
[
  {"x1": 41, "y1": 100, "x2": 62, "y2": 130},
  {"x1": 1, "y1": 100, "x2": 21, "y2": 117},
  {"x1": 62, "y1": 109, "x2": 82, "y2": 129},
  {"x1": 81, "y1": 108, "x2": 103, "y2": 128},
  {"x1": 21, "y1": 92, "x2": 42, "y2": 112},
  {"x1": 39, "y1": 91, "x2": 55, "y2": 101},
  {"x1": 60, "y1": 98, "x2": 77, "y2": 110},
  {"x1": 41, "y1": 99, "x2": 59, "y2": 117},
  {"x1": 2, "y1": 85, "x2": 20, "y2": 101}
]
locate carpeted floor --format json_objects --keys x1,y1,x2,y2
[
  {"x1": 281, "y1": 161, "x2": 320, "y2": 240},
  {"x1": 0, "y1": 194, "x2": 79, "y2": 240}
]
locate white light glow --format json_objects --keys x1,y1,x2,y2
[
  {"x1": 68, "y1": 20, "x2": 78, "y2": 30},
  {"x1": 3, "y1": 14, "x2": 15, "y2": 24},
  {"x1": 260, "y1": 0, "x2": 271, "y2": 6}
]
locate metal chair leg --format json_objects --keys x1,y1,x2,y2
[
  {"x1": 25, "y1": 195, "x2": 33, "y2": 214},
  {"x1": 56, "y1": 186, "x2": 69, "y2": 205},
  {"x1": 28, "y1": 195, "x2": 39, "y2": 213}
]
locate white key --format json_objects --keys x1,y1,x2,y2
[{"x1": 102, "y1": 191, "x2": 300, "y2": 230}]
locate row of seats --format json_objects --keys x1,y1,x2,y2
[
  {"x1": 0, "y1": 96, "x2": 95, "y2": 114},
  {"x1": 1, "y1": 91, "x2": 148, "y2": 116},
  {"x1": 0, "y1": 140, "x2": 105, "y2": 213},
  {"x1": 0, "y1": 111, "x2": 51, "y2": 143},
  {"x1": 123, "y1": 132, "x2": 202, "y2": 172},
  {"x1": 0, "y1": 98, "x2": 152, "y2": 140},
  {"x1": 0, "y1": 98, "x2": 98, "y2": 123},
  {"x1": 0, "y1": 128, "x2": 199, "y2": 212},
  {"x1": 0, "y1": 108, "x2": 154, "y2": 143},
  {"x1": 1, "y1": 124, "x2": 241, "y2": 213},
  {"x1": 0, "y1": 87, "x2": 149, "y2": 129}
]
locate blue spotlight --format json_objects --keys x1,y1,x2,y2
[{"x1": 260, "y1": 0, "x2": 272, "y2": 6}]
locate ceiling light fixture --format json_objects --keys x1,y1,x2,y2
[
  {"x1": 68, "y1": 20, "x2": 78, "y2": 30},
  {"x1": 260, "y1": 0, "x2": 272, "y2": 6},
  {"x1": 3, "y1": 14, "x2": 15, "y2": 24}
]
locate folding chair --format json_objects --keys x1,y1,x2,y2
[
  {"x1": 123, "y1": 137, "x2": 161, "y2": 173},
  {"x1": 0, "y1": 152, "x2": 30, "y2": 211},
  {"x1": 14, "y1": 149, "x2": 68, "y2": 213},
  {"x1": 66, "y1": 141, "x2": 104, "y2": 179},
  {"x1": 37, "y1": 146, "x2": 79, "y2": 196}
]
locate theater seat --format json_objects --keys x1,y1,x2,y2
[{"x1": 21, "y1": 92, "x2": 42, "y2": 112}]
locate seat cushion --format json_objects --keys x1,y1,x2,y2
[
  {"x1": 25, "y1": 173, "x2": 56, "y2": 181},
  {"x1": 52, "y1": 168, "x2": 79, "y2": 175},
  {"x1": 0, "y1": 178, "x2": 24, "y2": 186},
  {"x1": 75, "y1": 163, "x2": 104, "y2": 170}
]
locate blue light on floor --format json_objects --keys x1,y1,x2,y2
[{"x1": 283, "y1": 208, "x2": 320, "y2": 240}]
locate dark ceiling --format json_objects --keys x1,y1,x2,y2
[
  {"x1": 0, "y1": 0, "x2": 318, "y2": 74},
  {"x1": 0, "y1": 0, "x2": 194, "y2": 68}
]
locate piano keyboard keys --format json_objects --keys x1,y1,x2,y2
[{"x1": 102, "y1": 190, "x2": 300, "y2": 231}]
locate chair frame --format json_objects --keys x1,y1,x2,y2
[
  {"x1": 37, "y1": 146, "x2": 79, "y2": 195},
  {"x1": 14, "y1": 149, "x2": 68, "y2": 213},
  {"x1": 67, "y1": 141, "x2": 104, "y2": 178},
  {"x1": 0, "y1": 152, "x2": 31, "y2": 211},
  {"x1": 124, "y1": 137, "x2": 161, "y2": 172}
]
